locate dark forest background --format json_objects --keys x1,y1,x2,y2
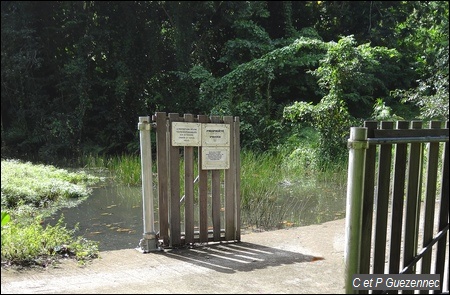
[{"x1": 1, "y1": 1, "x2": 448, "y2": 164}]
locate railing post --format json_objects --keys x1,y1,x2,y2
[
  {"x1": 138, "y1": 116, "x2": 158, "y2": 252},
  {"x1": 345, "y1": 127, "x2": 368, "y2": 293}
]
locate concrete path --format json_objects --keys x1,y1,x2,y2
[{"x1": 1, "y1": 218, "x2": 346, "y2": 294}]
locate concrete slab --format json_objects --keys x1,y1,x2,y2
[{"x1": 1, "y1": 218, "x2": 346, "y2": 294}]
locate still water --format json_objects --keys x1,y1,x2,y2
[
  {"x1": 49, "y1": 184, "x2": 146, "y2": 251},
  {"x1": 48, "y1": 179, "x2": 347, "y2": 252}
]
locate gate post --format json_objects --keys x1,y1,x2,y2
[
  {"x1": 345, "y1": 127, "x2": 368, "y2": 293},
  {"x1": 138, "y1": 116, "x2": 158, "y2": 252}
]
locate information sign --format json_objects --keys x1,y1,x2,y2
[
  {"x1": 172, "y1": 122, "x2": 201, "y2": 146},
  {"x1": 202, "y1": 124, "x2": 230, "y2": 146},
  {"x1": 202, "y1": 147, "x2": 230, "y2": 170}
]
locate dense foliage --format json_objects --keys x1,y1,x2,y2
[{"x1": 2, "y1": 1, "x2": 448, "y2": 164}]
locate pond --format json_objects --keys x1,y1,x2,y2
[
  {"x1": 48, "y1": 184, "x2": 145, "y2": 252},
  {"x1": 47, "y1": 177, "x2": 347, "y2": 252}
]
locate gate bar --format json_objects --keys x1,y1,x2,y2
[{"x1": 368, "y1": 136, "x2": 448, "y2": 144}]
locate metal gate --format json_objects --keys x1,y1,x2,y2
[
  {"x1": 345, "y1": 120, "x2": 449, "y2": 294},
  {"x1": 138, "y1": 113, "x2": 240, "y2": 251}
]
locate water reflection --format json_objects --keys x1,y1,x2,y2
[
  {"x1": 48, "y1": 184, "x2": 148, "y2": 251},
  {"x1": 240, "y1": 178, "x2": 347, "y2": 230}
]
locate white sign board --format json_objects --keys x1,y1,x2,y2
[
  {"x1": 202, "y1": 147, "x2": 230, "y2": 170},
  {"x1": 202, "y1": 124, "x2": 230, "y2": 146},
  {"x1": 172, "y1": 122, "x2": 201, "y2": 146}
]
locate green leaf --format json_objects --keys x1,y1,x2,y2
[{"x1": 1, "y1": 212, "x2": 11, "y2": 227}]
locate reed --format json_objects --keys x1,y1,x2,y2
[{"x1": 107, "y1": 154, "x2": 142, "y2": 186}]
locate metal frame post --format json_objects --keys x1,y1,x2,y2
[
  {"x1": 138, "y1": 116, "x2": 158, "y2": 252},
  {"x1": 345, "y1": 127, "x2": 368, "y2": 293}
]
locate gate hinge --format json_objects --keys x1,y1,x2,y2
[
  {"x1": 137, "y1": 122, "x2": 151, "y2": 131},
  {"x1": 347, "y1": 140, "x2": 369, "y2": 149}
]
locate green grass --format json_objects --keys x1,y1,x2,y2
[
  {"x1": 80, "y1": 153, "x2": 144, "y2": 186},
  {"x1": 1, "y1": 159, "x2": 103, "y2": 267},
  {"x1": 1, "y1": 214, "x2": 98, "y2": 267},
  {"x1": 106, "y1": 154, "x2": 142, "y2": 186}
]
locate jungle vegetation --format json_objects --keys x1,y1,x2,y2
[{"x1": 2, "y1": 1, "x2": 448, "y2": 166}]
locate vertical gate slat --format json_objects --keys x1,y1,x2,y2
[
  {"x1": 435, "y1": 120, "x2": 449, "y2": 288},
  {"x1": 373, "y1": 121, "x2": 394, "y2": 279},
  {"x1": 211, "y1": 170, "x2": 221, "y2": 241},
  {"x1": 388, "y1": 121, "x2": 409, "y2": 277},
  {"x1": 360, "y1": 121, "x2": 378, "y2": 281},
  {"x1": 184, "y1": 114, "x2": 195, "y2": 244},
  {"x1": 403, "y1": 121, "x2": 423, "y2": 279},
  {"x1": 198, "y1": 115, "x2": 209, "y2": 243},
  {"x1": 420, "y1": 121, "x2": 442, "y2": 280},
  {"x1": 234, "y1": 117, "x2": 241, "y2": 241},
  {"x1": 210, "y1": 115, "x2": 222, "y2": 241},
  {"x1": 156, "y1": 112, "x2": 169, "y2": 246},
  {"x1": 169, "y1": 113, "x2": 182, "y2": 247},
  {"x1": 224, "y1": 116, "x2": 235, "y2": 241},
  {"x1": 414, "y1": 131, "x2": 425, "y2": 269},
  {"x1": 359, "y1": 121, "x2": 378, "y2": 294}
]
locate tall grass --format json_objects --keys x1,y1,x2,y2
[
  {"x1": 80, "y1": 153, "x2": 144, "y2": 186},
  {"x1": 107, "y1": 154, "x2": 142, "y2": 186}
]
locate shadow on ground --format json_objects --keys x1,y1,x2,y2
[{"x1": 156, "y1": 241, "x2": 324, "y2": 274}]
